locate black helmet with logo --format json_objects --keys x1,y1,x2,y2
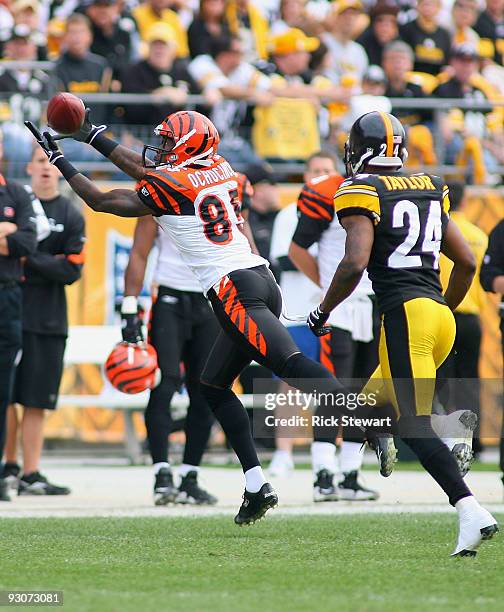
[{"x1": 344, "y1": 111, "x2": 408, "y2": 177}]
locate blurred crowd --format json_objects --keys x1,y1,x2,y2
[{"x1": 0, "y1": 0, "x2": 504, "y2": 182}]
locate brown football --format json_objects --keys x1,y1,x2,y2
[{"x1": 47, "y1": 92, "x2": 85, "y2": 135}]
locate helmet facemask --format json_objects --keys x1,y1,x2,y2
[
  {"x1": 142, "y1": 130, "x2": 177, "y2": 169},
  {"x1": 344, "y1": 139, "x2": 375, "y2": 177}
]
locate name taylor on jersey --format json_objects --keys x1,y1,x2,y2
[{"x1": 334, "y1": 172, "x2": 451, "y2": 314}]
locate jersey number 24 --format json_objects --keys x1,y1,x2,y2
[{"x1": 388, "y1": 199, "x2": 442, "y2": 269}]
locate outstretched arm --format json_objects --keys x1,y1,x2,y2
[
  {"x1": 25, "y1": 122, "x2": 152, "y2": 218},
  {"x1": 441, "y1": 219, "x2": 476, "y2": 311},
  {"x1": 68, "y1": 174, "x2": 151, "y2": 217},
  {"x1": 320, "y1": 215, "x2": 374, "y2": 313},
  {"x1": 51, "y1": 108, "x2": 147, "y2": 180},
  {"x1": 107, "y1": 145, "x2": 146, "y2": 181}
]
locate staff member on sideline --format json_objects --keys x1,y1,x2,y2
[
  {"x1": 438, "y1": 182, "x2": 488, "y2": 455},
  {"x1": 480, "y1": 215, "x2": 504, "y2": 484},
  {"x1": 3, "y1": 144, "x2": 85, "y2": 496},
  {"x1": 0, "y1": 130, "x2": 37, "y2": 502}
]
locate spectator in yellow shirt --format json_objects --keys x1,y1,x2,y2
[
  {"x1": 133, "y1": 0, "x2": 189, "y2": 57},
  {"x1": 438, "y1": 181, "x2": 488, "y2": 454}
]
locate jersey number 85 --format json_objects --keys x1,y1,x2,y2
[{"x1": 198, "y1": 186, "x2": 241, "y2": 245}]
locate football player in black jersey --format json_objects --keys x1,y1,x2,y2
[{"x1": 308, "y1": 111, "x2": 499, "y2": 556}]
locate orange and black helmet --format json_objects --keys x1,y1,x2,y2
[
  {"x1": 142, "y1": 110, "x2": 220, "y2": 169},
  {"x1": 344, "y1": 111, "x2": 408, "y2": 177},
  {"x1": 105, "y1": 342, "x2": 160, "y2": 394}
]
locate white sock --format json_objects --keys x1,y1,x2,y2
[
  {"x1": 245, "y1": 466, "x2": 266, "y2": 492},
  {"x1": 339, "y1": 441, "x2": 364, "y2": 473},
  {"x1": 179, "y1": 463, "x2": 198, "y2": 477},
  {"x1": 153, "y1": 462, "x2": 169, "y2": 475},
  {"x1": 455, "y1": 495, "x2": 480, "y2": 516},
  {"x1": 311, "y1": 441, "x2": 336, "y2": 474},
  {"x1": 272, "y1": 449, "x2": 292, "y2": 461}
]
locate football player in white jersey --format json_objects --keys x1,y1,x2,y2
[
  {"x1": 26, "y1": 110, "x2": 391, "y2": 525},
  {"x1": 290, "y1": 151, "x2": 380, "y2": 502},
  {"x1": 122, "y1": 216, "x2": 219, "y2": 506},
  {"x1": 122, "y1": 172, "x2": 252, "y2": 506}
]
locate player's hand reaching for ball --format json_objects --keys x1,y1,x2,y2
[
  {"x1": 24, "y1": 122, "x2": 65, "y2": 165},
  {"x1": 307, "y1": 305, "x2": 331, "y2": 337},
  {"x1": 51, "y1": 107, "x2": 108, "y2": 144},
  {"x1": 67, "y1": 107, "x2": 107, "y2": 143}
]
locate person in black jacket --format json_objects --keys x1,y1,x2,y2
[
  {"x1": 85, "y1": 0, "x2": 138, "y2": 77},
  {"x1": 2, "y1": 145, "x2": 85, "y2": 497},
  {"x1": 0, "y1": 131, "x2": 37, "y2": 502},
  {"x1": 188, "y1": 0, "x2": 232, "y2": 59},
  {"x1": 480, "y1": 217, "x2": 504, "y2": 481},
  {"x1": 118, "y1": 22, "x2": 198, "y2": 127},
  {"x1": 356, "y1": 1, "x2": 399, "y2": 66}
]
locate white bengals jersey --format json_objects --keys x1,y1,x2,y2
[
  {"x1": 136, "y1": 156, "x2": 265, "y2": 295},
  {"x1": 153, "y1": 230, "x2": 201, "y2": 292}
]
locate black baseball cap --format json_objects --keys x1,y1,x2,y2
[{"x1": 244, "y1": 161, "x2": 277, "y2": 186}]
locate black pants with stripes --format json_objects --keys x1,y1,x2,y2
[{"x1": 202, "y1": 266, "x2": 300, "y2": 387}]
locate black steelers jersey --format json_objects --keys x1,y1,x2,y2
[{"x1": 335, "y1": 172, "x2": 450, "y2": 313}]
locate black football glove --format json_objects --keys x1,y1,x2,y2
[
  {"x1": 121, "y1": 304, "x2": 145, "y2": 344},
  {"x1": 51, "y1": 108, "x2": 108, "y2": 144},
  {"x1": 25, "y1": 122, "x2": 64, "y2": 165},
  {"x1": 307, "y1": 305, "x2": 331, "y2": 337}
]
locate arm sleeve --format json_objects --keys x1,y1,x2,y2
[
  {"x1": 25, "y1": 207, "x2": 86, "y2": 285},
  {"x1": 5, "y1": 184, "x2": 37, "y2": 257},
  {"x1": 291, "y1": 182, "x2": 334, "y2": 248},
  {"x1": 480, "y1": 220, "x2": 504, "y2": 292},
  {"x1": 334, "y1": 178, "x2": 381, "y2": 224},
  {"x1": 136, "y1": 172, "x2": 189, "y2": 216}
]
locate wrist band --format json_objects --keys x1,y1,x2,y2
[
  {"x1": 122, "y1": 295, "x2": 138, "y2": 314},
  {"x1": 90, "y1": 132, "x2": 119, "y2": 158},
  {"x1": 55, "y1": 157, "x2": 79, "y2": 181}
]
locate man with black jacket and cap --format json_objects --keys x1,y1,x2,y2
[
  {"x1": 0, "y1": 130, "x2": 37, "y2": 501},
  {"x1": 3, "y1": 144, "x2": 85, "y2": 497}
]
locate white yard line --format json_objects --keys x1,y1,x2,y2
[{"x1": 1, "y1": 466, "x2": 502, "y2": 519}]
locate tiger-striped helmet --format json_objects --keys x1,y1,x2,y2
[
  {"x1": 142, "y1": 110, "x2": 220, "y2": 169},
  {"x1": 105, "y1": 342, "x2": 160, "y2": 394}
]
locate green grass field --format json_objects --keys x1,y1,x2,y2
[{"x1": 0, "y1": 514, "x2": 502, "y2": 611}]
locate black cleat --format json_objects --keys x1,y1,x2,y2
[
  {"x1": 154, "y1": 467, "x2": 178, "y2": 505},
  {"x1": 2, "y1": 462, "x2": 20, "y2": 490},
  {"x1": 234, "y1": 483, "x2": 278, "y2": 526},
  {"x1": 18, "y1": 472, "x2": 71, "y2": 496},
  {"x1": 313, "y1": 469, "x2": 339, "y2": 502},
  {"x1": 452, "y1": 443, "x2": 474, "y2": 478},
  {"x1": 0, "y1": 478, "x2": 11, "y2": 502},
  {"x1": 176, "y1": 471, "x2": 218, "y2": 505},
  {"x1": 367, "y1": 434, "x2": 397, "y2": 477},
  {"x1": 337, "y1": 470, "x2": 379, "y2": 501}
]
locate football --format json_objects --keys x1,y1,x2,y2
[{"x1": 47, "y1": 92, "x2": 85, "y2": 135}]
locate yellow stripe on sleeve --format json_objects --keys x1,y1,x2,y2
[{"x1": 334, "y1": 191, "x2": 381, "y2": 221}]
